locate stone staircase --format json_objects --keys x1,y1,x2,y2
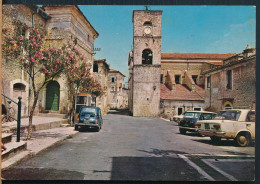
[{"x1": 2, "y1": 133, "x2": 28, "y2": 166}]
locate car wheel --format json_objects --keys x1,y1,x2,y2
[
  {"x1": 235, "y1": 133, "x2": 250, "y2": 147},
  {"x1": 179, "y1": 128, "x2": 186, "y2": 134},
  {"x1": 96, "y1": 127, "x2": 100, "y2": 132},
  {"x1": 210, "y1": 136, "x2": 221, "y2": 144}
]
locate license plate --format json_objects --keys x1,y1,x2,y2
[{"x1": 205, "y1": 123, "x2": 210, "y2": 130}]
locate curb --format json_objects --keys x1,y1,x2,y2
[{"x1": 2, "y1": 130, "x2": 79, "y2": 170}]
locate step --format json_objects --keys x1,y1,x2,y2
[
  {"x1": 3, "y1": 119, "x2": 69, "y2": 134},
  {"x1": 2, "y1": 133, "x2": 13, "y2": 144},
  {"x1": 2, "y1": 151, "x2": 31, "y2": 171},
  {"x1": 2, "y1": 141, "x2": 27, "y2": 162},
  {"x1": 37, "y1": 112, "x2": 68, "y2": 119}
]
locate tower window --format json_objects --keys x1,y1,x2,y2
[
  {"x1": 93, "y1": 63, "x2": 98, "y2": 72},
  {"x1": 112, "y1": 77, "x2": 115, "y2": 82},
  {"x1": 143, "y1": 21, "x2": 152, "y2": 26},
  {"x1": 142, "y1": 49, "x2": 153, "y2": 65},
  {"x1": 175, "y1": 75, "x2": 180, "y2": 84}
]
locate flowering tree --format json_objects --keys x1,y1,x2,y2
[
  {"x1": 63, "y1": 40, "x2": 104, "y2": 124},
  {"x1": 2, "y1": 20, "x2": 72, "y2": 139}
]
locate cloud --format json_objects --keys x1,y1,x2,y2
[{"x1": 208, "y1": 20, "x2": 255, "y2": 53}]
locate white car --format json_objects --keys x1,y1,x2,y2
[{"x1": 198, "y1": 109, "x2": 255, "y2": 147}]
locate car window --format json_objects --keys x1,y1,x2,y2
[
  {"x1": 214, "y1": 110, "x2": 241, "y2": 121},
  {"x1": 200, "y1": 113, "x2": 214, "y2": 120},
  {"x1": 184, "y1": 112, "x2": 200, "y2": 118},
  {"x1": 246, "y1": 111, "x2": 255, "y2": 122},
  {"x1": 80, "y1": 107, "x2": 97, "y2": 115}
]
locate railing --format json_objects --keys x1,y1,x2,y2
[{"x1": 2, "y1": 94, "x2": 22, "y2": 142}]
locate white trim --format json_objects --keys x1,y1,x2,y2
[
  {"x1": 202, "y1": 159, "x2": 238, "y2": 181},
  {"x1": 178, "y1": 154, "x2": 215, "y2": 181}
]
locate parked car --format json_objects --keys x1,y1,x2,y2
[
  {"x1": 172, "y1": 114, "x2": 184, "y2": 125},
  {"x1": 179, "y1": 111, "x2": 216, "y2": 134},
  {"x1": 74, "y1": 106, "x2": 103, "y2": 132},
  {"x1": 198, "y1": 109, "x2": 255, "y2": 147}
]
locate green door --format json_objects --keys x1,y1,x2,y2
[{"x1": 46, "y1": 81, "x2": 60, "y2": 111}]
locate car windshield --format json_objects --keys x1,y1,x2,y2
[
  {"x1": 199, "y1": 113, "x2": 215, "y2": 120},
  {"x1": 214, "y1": 110, "x2": 241, "y2": 121},
  {"x1": 80, "y1": 108, "x2": 97, "y2": 115},
  {"x1": 184, "y1": 112, "x2": 200, "y2": 119}
]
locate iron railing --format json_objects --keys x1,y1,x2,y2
[{"x1": 2, "y1": 94, "x2": 22, "y2": 142}]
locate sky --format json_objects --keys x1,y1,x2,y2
[{"x1": 78, "y1": 5, "x2": 256, "y2": 85}]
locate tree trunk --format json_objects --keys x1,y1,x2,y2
[{"x1": 27, "y1": 92, "x2": 39, "y2": 140}]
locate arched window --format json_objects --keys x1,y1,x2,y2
[
  {"x1": 143, "y1": 21, "x2": 152, "y2": 26},
  {"x1": 142, "y1": 49, "x2": 153, "y2": 64},
  {"x1": 93, "y1": 63, "x2": 98, "y2": 72},
  {"x1": 13, "y1": 83, "x2": 26, "y2": 91}
]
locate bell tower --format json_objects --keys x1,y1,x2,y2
[{"x1": 132, "y1": 10, "x2": 162, "y2": 117}]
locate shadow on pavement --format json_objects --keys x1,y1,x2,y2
[
  {"x1": 107, "y1": 109, "x2": 131, "y2": 116},
  {"x1": 2, "y1": 168, "x2": 85, "y2": 180},
  {"x1": 193, "y1": 139, "x2": 255, "y2": 147},
  {"x1": 137, "y1": 148, "x2": 186, "y2": 157},
  {"x1": 109, "y1": 156, "x2": 207, "y2": 181}
]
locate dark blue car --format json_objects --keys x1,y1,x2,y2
[
  {"x1": 75, "y1": 106, "x2": 103, "y2": 132},
  {"x1": 179, "y1": 111, "x2": 216, "y2": 134}
]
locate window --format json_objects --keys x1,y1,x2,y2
[
  {"x1": 13, "y1": 83, "x2": 26, "y2": 91},
  {"x1": 207, "y1": 76, "x2": 211, "y2": 88},
  {"x1": 192, "y1": 75, "x2": 198, "y2": 85},
  {"x1": 143, "y1": 21, "x2": 152, "y2": 26},
  {"x1": 193, "y1": 107, "x2": 202, "y2": 111},
  {"x1": 175, "y1": 75, "x2": 180, "y2": 84},
  {"x1": 247, "y1": 111, "x2": 255, "y2": 122},
  {"x1": 111, "y1": 77, "x2": 115, "y2": 83},
  {"x1": 226, "y1": 70, "x2": 233, "y2": 90},
  {"x1": 160, "y1": 74, "x2": 163, "y2": 84},
  {"x1": 93, "y1": 63, "x2": 98, "y2": 72},
  {"x1": 142, "y1": 49, "x2": 153, "y2": 64},
  {"x1": 177, "y1": 107, "x2": 183, "y2": 115}
]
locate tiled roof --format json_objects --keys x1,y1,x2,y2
[
  {"x1": 160, "y1": 84, "x2": 205, "y2": 101},
  {"x1": 161, "y1": 53, "x2": 236, "y2": 60}
]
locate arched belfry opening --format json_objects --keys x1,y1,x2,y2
[
  {"x1": 143, "y1": 21, "x2": 152, "y2": 26},
  {"x1": 142, "y1": 49, "x2": 153, "y2": 64}
]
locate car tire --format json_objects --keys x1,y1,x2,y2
[
  {"x1": 179, "y1": 128, "x2": 186, "y2": 134},
  {"x1": 235, "y1": 133, "x2": 250, "y2": 147},
  {"x1": 210, "y1": 136, "x2": 221, "y2": 144},
  {"x1": 96, "y1": 127, "x2": 100, "y2": 132}
]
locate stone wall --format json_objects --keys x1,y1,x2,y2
[
  {"x1": 132, "y1": 65, "x2": 161, "y2": 116},
  {"x1": 204, "y1": 56, "x2": 255, "y2": 112}
]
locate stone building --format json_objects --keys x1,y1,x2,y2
[
  {"x1": 2, "y1": 5, "x2": 99, "y2": 117},
  {"x1": 2, "y1": 5, "x2": 49, "y2": 117},
  {"x1": 93, "y1": 59, "x2": 110, "y2": 114},
  {"x1": 128, "y1": 10, "x2": 162, "y2": 117},
  {"x1": 108, "y1": 69, "x2": 128, "y2": 109},
  {"x1": 160, "y1": 53, "x2": 235, "y2": 118},
  {"x1": 202, "y1": 45, "x2": 256, "y2": 112},
  {"x1": 128, "y1": 9, "x2": 237, "y2": 118}
]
